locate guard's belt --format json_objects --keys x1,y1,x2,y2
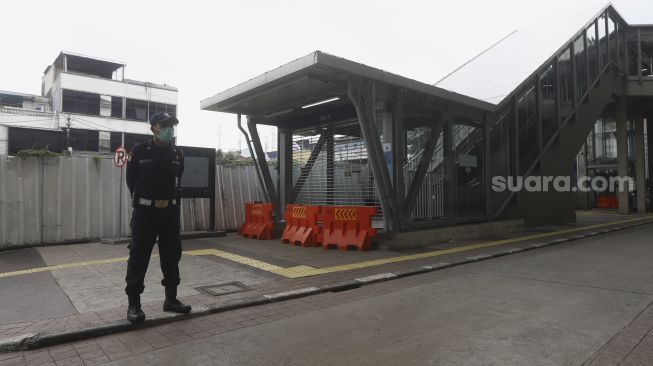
[{"x1": 137, "y1": 198, "x2": 178, "y2": 208}]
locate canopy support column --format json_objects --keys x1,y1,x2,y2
[{"x1": 348, "y1": 78, "x2": 397, "y2": 233}]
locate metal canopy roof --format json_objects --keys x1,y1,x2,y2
[{"x1": 200, "y1": 51, "x2": 496, "y2": 118}]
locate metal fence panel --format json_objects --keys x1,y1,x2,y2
[{"x1": 0, "y1": 155, "x2": 270, "y2": 249}]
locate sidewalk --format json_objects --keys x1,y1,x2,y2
[{"x1": 1, "y1": 210, "x2": 651, "y2": 351}]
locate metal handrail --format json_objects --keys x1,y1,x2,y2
[{"x1": 491, "y1": 61, "x2": 625, "y2": 219}]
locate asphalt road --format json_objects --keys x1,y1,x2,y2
[{"x1": 102, "y1": 224, "x2": 653, "y2": 366}]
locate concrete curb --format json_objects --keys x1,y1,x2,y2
[{"x1": 1, "y1": 218, "x2": 651, "y2": 352}]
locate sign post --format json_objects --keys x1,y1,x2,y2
[
  {"x1": 114, "y1": 146, "x2": 128, "y2": 168},
  {"x1": 114, "y1": 146, "x2": 127, "y2": 238}
]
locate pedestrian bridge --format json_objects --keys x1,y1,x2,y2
[{"x1": 201, "y1": 4, "x2": 653, "y2": 234}]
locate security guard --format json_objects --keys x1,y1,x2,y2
[{"x1": 124, "y1": 111, "x2": 191, "y2": 324}]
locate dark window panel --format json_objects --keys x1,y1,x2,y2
[
  {"x1": 587, "y1": 22, "x2": 599, "y2": 82},
  {"x1": 608, "y1": 14, "x2": 617, "y2": 63},
  {"x1": 62, "y1": 90, "x2": 101, "y2": 116},
  {"x1": 598, "y1": 13, "x2": 608, "y2": 67},
  {"x1": 540, "y1": 64, "x2": 557, "y2": 145},
  {"x1": 126, "y1": 99, "x2": 148, "y2": 121},
  {"x1": 111, "y1": 97, "x2": 123, "y2": 118},
  {"x1": 517, "y1": 84, "x2": 538, "y2": 174},
  {"x1": 558, "y1": 48, "x2": 573, "y2": 122},
  {"x1": 574, "y1": 35, "x2": 587, "y2": 100},
  {"x1": 68, "y1": 128, "x2": 99, "y2": 152},
  {"x1": 7, "y1": 127, "x2": 65, "y2": 155}
]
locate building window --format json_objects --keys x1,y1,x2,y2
[
  {"x1": 99, "y1": 131, "x2": 111, "y2": 153},
  {"x1": 69, "y1": 128, "x2": 100, "y2": 152},
  {"x1": 100, "y1": 96, "x2": 112, "y2": 117},
  {"x1": 149, "y1": 102, "x2": 177, "y2": 117},
  {"x1": 62, "y1": 90, "x2": 100, "y2": 115},
  {"x1": 111, "y1": 97, "x2": 123, "y2": 118},
  {"x1": 126, "y1": 99, "x2": 148, "y2": 121}
]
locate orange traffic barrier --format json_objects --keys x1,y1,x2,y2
[
  {"x1": 321, "y1": 206, "x2": 378, "y2": 251},
  {"x1": 239, "y1": 202, "x2": 275, "y2": 240},
  {"x1": 281, "y1": 205, "x2": 322, "y2": 247}
]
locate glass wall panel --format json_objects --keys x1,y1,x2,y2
[
  {"x1": 608, "y1": 15, "x2": 617, "y2": 63},
  {"x1": 489, "y1": 105, "x2": 513, "y2": 212},
  {"x1": 593, "y1": 118, "x2": 617, "y2": 161},
  {"x1": 627, "y1": 28, "x2": 640, "y2": 76},
  {"x1": 641, "y1": 28, "x2": 653, "y2": 77},
  {"x1": 598, "y1": 13, "x2": 608, "y2": 68},
  {"x1": 618, "y1": 22, "x2": 627, "y2": 70},
  {"x1": 587, "y1": 22, "x2": 599, "y2": 82},
  {"x1": 517, "y1": 84, "x2": 538, "y2": 174},
  {"x1": 540, "y1": 64, "x2": 557, "y2": 145},
  {"x1": 453, "y1": 123, "x2": 484, "y2": 218},
  {"x1": 558, "y1": 48, "x2": 573, "y2": 121},
  {"x1": 574, "y1": 35, "x2": 587, "y2": 100}
]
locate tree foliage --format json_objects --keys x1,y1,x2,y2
[{"x1": 216, "y1": 149, "x2": 253, "y2": 166}]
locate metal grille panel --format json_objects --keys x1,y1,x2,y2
[{"x1": 291, "y1": 121, "x2": 384, "y2": 228}]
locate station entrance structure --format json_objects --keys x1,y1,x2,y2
[{"x1": 201, "y1": 5, "x2": 653, "y2": 234}]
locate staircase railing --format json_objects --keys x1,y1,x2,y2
[{"x1": 487, "y1": 4, "x2": 629, "y2": 219}]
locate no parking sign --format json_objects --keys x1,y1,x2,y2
[{"x1": 114, "y1": 146, "x2": 128, "y2": 168}]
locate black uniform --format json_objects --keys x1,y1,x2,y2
[{"x1": 125, "y1": 140, "x2": 184, "y2": 296}]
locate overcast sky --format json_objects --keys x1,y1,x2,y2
[{"x1": 2, "y1": 0, "x2": 650, "y2": 152}]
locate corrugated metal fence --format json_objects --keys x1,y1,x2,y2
[{"x1": 0, "y1": 155, "x2": 271, "y2": 249}]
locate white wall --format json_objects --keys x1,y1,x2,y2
[
  {"x1": 42, "y1": 66, "x2": 56, "y2": 97},
  {"x1": 60, "y1": 72, "x2": 177, "y2": 105},
  {"x1": 0, "y1": 109, "x2": 59, "y2": 130},
  {"x1": 0, "y1": 126, "x2": 7, "y2": 155},
  {"x1": 0, "y1": 108, "x2": 151, "y2": 141},
  {"x1": 22, "y1": 99, "x2": 50, "y2": 112},
  {"x1": 64, "y1": 113, "x2": 151, "y2": 135}
]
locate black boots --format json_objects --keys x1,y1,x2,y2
[
  {"x1": 127, "y1": 294, "x2": 145, "y2": 324},
  {"x1": 163, "y1": 287, "x2": 192, "y2": 314},
  {"x1": 127, "y1": 288, "x2": 190, "y2": 323}
]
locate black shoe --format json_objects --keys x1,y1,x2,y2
[
  {"x1": 127, "y1": 305, "x2": 145, "y2": 324},
  {"x1": 163, "y1": 298, "x2": 192, "y2": 314}
]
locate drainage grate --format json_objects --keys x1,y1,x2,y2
[{"x1": 195, "y1": 282, "x2": 251, "y2": 297}]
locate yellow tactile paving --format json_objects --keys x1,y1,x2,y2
[
  {"x1": 1, "y1": 215, "x2": 651, "y2": 280},
  {"x1": 576, "y1": 211, "x2": 630, "y2": 216}
]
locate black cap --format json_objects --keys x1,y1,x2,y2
[{"x1": 149, "y1": 112, "x2": 179, "y2": 125}]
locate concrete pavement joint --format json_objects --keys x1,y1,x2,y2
[
  {"x1": 1, "y1": 218, "x2": 652, "y2": 352},
  {"x1": 354, "y1": 273, "x2": 398, "y2": 284},
  {"x1": 391, "y1": 267, "x2": 432, "y2": 278},
  {"x1": 263, "y1": 287, "x2": 321, "y2": 301},
  {"x1": 319, "y1": 280, "x2": 362, "y2": 293},
  {"x1": 421, "y1": 262, "x2": 452, "y2": 270}
]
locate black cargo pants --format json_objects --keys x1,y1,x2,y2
[{"x1": 125, "y1": 204, "x2": 182, "y2": 296}]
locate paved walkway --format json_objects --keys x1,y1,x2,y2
[
  {"x1": 0, "y1": 211, "x2": 651, "y2": 355},
  {"x1": 2, "y1": 218, "x2": 653, "y2": 365}
]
